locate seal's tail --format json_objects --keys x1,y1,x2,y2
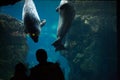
[{"x1": 52, "y1": 39, "x2": 66, "y2": 51}]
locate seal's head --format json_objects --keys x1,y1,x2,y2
[
  {"x1": 29, "y1": 28, "x2": 40, "y2": 43},
  {"x1": 30, "y1": 33, "x2": 39, "y2": 42}
]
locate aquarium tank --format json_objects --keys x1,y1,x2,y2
[{"x1": 0, "y1": 0, "x2": 117, "y2": 80}]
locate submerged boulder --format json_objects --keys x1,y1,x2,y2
[{"x1": 0, "y1": 14, "x2": 28, "y2": 80}]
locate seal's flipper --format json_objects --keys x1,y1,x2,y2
[
  {"x1": 55, "y1": 44, "x2": 66, "y2": 52},
  {"x1": 40, "y1": 19, "x2": 46, "y2": 27},
  {"x1": 56, "y1": 7, "x2": 59, "y2": 12}
]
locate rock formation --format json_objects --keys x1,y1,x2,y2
[
  {"x1": 60, "y1": 1, "x2": 117, "y2": 80},
  {"x1": 0, "y1": 14, "x2": 28, "y2": 80}
]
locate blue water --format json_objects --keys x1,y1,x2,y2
[{"x1": 0, "y1": 0, "x2": 70, "y2": 80}]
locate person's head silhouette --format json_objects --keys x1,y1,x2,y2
[
  {"x1": 15, "y1": 62, "x2": 27, "y2": 75},
  {"x1": 36, "y1": 49, "x2": 48, "y2": 64}
]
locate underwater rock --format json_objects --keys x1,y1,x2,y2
[
  {"x1": 0, "y1": 0, "x2": 21, "y2": 6},
  {"x1": 0, "y1": 14, "x2": 28, "y2": 80},
  {"x1": 60, "y1": 1, "x2": 117, "y2": 80}
]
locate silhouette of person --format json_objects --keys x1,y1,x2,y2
[
  {"x1": 29, "y1": 49, "x2": 65, "y2": 80},
  {"x1": 10, "y1": 62, "x2": 28, "y2": 80}
]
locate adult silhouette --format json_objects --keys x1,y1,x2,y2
[
  {"x1": 29, "y1": 49, "x2": 65, "y2": 80},
  {"x1": 10, "y1": 62, "x2": 28, "y2": 80}
]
